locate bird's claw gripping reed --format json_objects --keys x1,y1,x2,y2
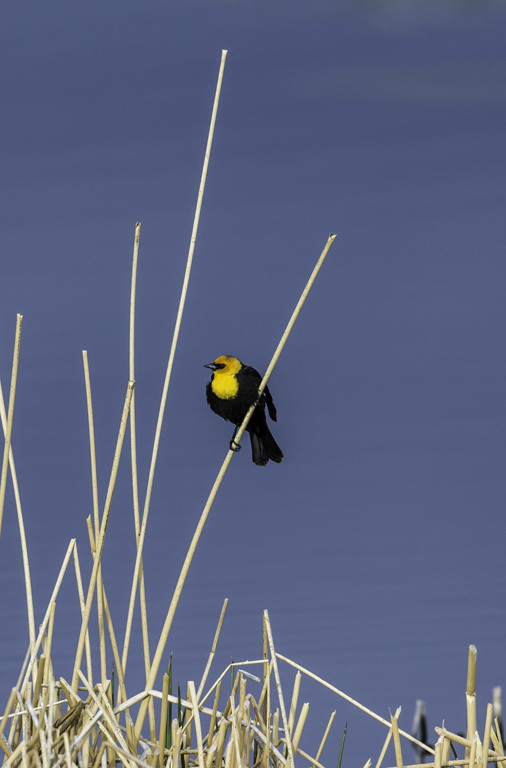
[{"x1": 204, "y1": 355, "x2": 284, "y2": 466}]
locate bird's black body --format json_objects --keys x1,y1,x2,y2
[{"x1": 204, "y1": 355, "x2": 283, "y2": 466}]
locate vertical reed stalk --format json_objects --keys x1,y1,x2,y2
[
  {"x1": 122, "y1": 50, "x2": 228, "y2": 677},
  {"x1": 433, "y1": 738, "x2": 442, "y2": 768},
  {"x1": 82, "y1": 351, "x2": 106, "y2": 685},
  {"x1": 483, "y1": 702, "x2": 494, "y2": 766},
  {"x1": 72, "y1": 380, "x2": 134, "y2": 689},
  {"x1": 206, "y1": 680, "x2": 221, "y2": 748},
  {"x1": 263, "y1": 611, "x2": 294, "y2": 768},
  {"x1": 125, "y1": 223, "x2": 157, "y2": 744},
  {"x1": 287, "y1": 672, "x2": 301, "y2": 739},
  {"x1": 291, "y1": 702, "x2": 309, "y2": 753},
  {"x1": 374, "y1": 708, "x2": 399, "y2": 768},
  {"x1": 71, "y1": 543, "x2": 93, "y2": 685},
  {"x1": 158, "y1": 674, "x2": 170, "y2": 768},
  {"x1": 390, "y1": 710, "x2": 404, "y2": 768},
  {"x1": 85, "y1": 518, "x2": 128, "y2": 705},
  {"x1": 188, "y1": 681, "x2": 205, "y2": 768},
  {"x1": 466, "y1": 645, "x2": 478, "y2": 756}
]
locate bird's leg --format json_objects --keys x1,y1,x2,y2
[{"x1": 229, "y1": 426, "x2": 241, "y2": 452}]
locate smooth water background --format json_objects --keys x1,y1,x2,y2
[{"x1": 1, "y1": 2, "x2": 505, "y2": 764}]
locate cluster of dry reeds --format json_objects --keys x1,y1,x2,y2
[{"x1": 0, "y1": 51, "x2": 504, "y2": 768}]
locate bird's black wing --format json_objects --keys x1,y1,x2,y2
[
  {"x1": 240, "y1": 365, "x2": 262, "y2": 388},
  {"x1": 242, "y1": 365, "x2": 277, "y2": 422},
  {"x1": 263, "y1": 385, "x2": 277, "y2": 422}
]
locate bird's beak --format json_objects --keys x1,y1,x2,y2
[{"x1": 204, "y1": 362, "x2": 218, "y2": 371}]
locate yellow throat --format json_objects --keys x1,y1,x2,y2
[{"x1": 211, "y1": 355, "x2": 241, "y2": 399}]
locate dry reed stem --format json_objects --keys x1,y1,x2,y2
[
  {"x1": 272, "y1": 709, "x2": 279, "y2": 747},
  {"x1": 466, "y1": 646, "x2": 478, "y2": 751},
  {"x1": 199, "y1": 660, "x2": 267, "y2": 712},
  {"x1": 158, "y1": 673, "x2": 169, "y2": 768},
  {"x1": 261, "y1": 619, "x2": 270, "y2": 768},
  {"x1": 292, "y1": 702, "x2": 309, "y2": 754},
  {"x1": 78, "y1": 672, "x2": 134, "y2": 767},
  {"x1": 229, "y1": 687, "x2": 243, "y2": 768},
  {"x1": 207, "y1": 679, "x2": 222, "y2": 748},
  {"x1": 19, "y1": 540, "x2": 75, "y2": 696},
  {"x1": 43, "y1": 602, "x2": 56, "y2": 692},
  {"x1": 126, "y1": 222, "x2": 157, "y2": 746},
  {"x1": 71, "y1": 541, "x2": 93, "y2": 686},
  {"x1": 32, "y1": 655, "x2": 46, "y2": 705},
  {"x1": 72, "y1": 379, "x2": 135, "y2": 689},
  {"x1": 277, "y1": 653, "x2": 434, "y2": 756},
  {"x1": 239, "y1": 676, "x2": 247, "y2": 720},
  {"x1": 441, "y1": 734, "x2": 451, "y2": 767},
  {"x1": 490, "y1": 722, "x2": 506, "y2": 768},
  {"x1": 85, "y1": 517, "x2": 129, "y2": 708},
  {"x1": 0, "y1": 313, "x2": 23, "y2": 541},
  {"x1": 133, "y1": 234, "x2": 336, "y2": 744},
  {"x1": 213, "y1": 719, "x2": 227, "y2": 768},
  {"x1": 296, "y1": 746, "x2": 326, "y2": 768},
  {"x1": 0, "y1": 377, "x2": 35, "y2": 655},
  {"x1": 312, "y1": 710, "x2": 335, "y2": 768},
  {"x1": 287, "y1": 672, "x2": 300, "y2": 739},
  {"x1": 189, "y1": 680, "x2": 205, "y2": 768},
  {"x1": 197, "y1": 599, "x2": 229, "y2": 701},
  {"x1": 483, "y1": 703, "x2": 494, "y2": 766},
  {"x1": 123, "y1": 51, "x2": 228, "y2": 681},
  {"x1": 261, "y1": 682, "x2": 270, "y2": 768},
  {"x1": 375, "y1": 707, "x2": 401, "y2": 768},
  {"x1": 82, "y1": 350, "x2": 107, "y2": 686},
  {"x1": 98, "y1": 740, "x2": 153, "y2": 768},
  {"x1": 433, "y1": 737, "x2": 442, "y2": 768},
  {"x1": 435, "y1": 725, "x2": 505, "y2": 763},
  {"x1": 0, "y1": 689, "x2": 16, "y2": 757},
  {"x1": 229, "y1": 233, "x2": 336, "y2": 456},
  {"x1": 263, "y1": 611, "x2": 295, "y2": 768},
  {"x1": 390, "y1": 710, "x2": 404, "y2": 768},
  {"x1": 468, "y1": 734, "x2": 478, "y2": 768}
]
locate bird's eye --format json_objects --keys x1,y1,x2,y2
[{"x1": 215, "y1": 363, "x2": 226, "y2": 370}]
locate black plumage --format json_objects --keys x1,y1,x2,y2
[{"x1": 204, "y1": 355, "x2": 283, "y2": 466}]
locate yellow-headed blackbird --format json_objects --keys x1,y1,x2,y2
[{"x1": 204, "y1": 355, "x2": 283, "y2": 466}]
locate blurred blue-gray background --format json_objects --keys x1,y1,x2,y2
[{"x1": 1, "y1": 1, "x2": 505, "y2": 764}]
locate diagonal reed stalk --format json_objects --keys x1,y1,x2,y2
[
  {"x1": 0, "y1": 377, "x2": 35, "y2": 657},
  {"x1": 132, "y1": 232, "x2": 336, "y2": 744},
  {"x1": 121, "y1": 49, "x2": 229, "y2": 677},
  {"x1": 0, "y1": 313, "x2": 23, "y2": 542},
  {"x1": 277, "y1": 653, "x2": 434, "y2": 757},
  {"x1": 19, "y1": 539, "x2": 76, "y2": 696},
  {"x1": 197, "y1": 598, "x2": 229, "y2": 701}
]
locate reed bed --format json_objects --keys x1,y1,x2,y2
[{"x1": 0, "y1": 51, "x2": 504, "y2": 768}]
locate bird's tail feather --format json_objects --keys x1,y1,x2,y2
[{"x1": 250, "y1": 428, "x2": 283, "y2": 466}]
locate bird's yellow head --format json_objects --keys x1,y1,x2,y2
[
  {"x1": 207, "y1": 355, "x2": 241, "y2": 374},
  {"x1": 204, "y1": 355, "x2": 242, "y2": 398}
]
